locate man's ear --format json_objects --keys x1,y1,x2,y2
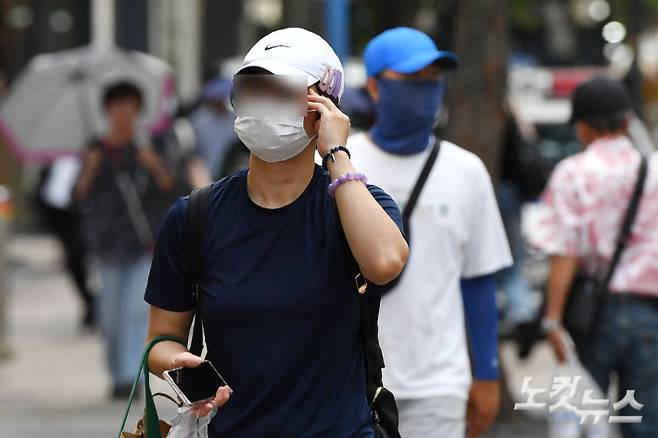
[
  {"x1": 621, "y1": 114, "x2": 631, "y2": 134},
  {"x1": 366, "y1": 77, "x2": 380, "y2": 103},
  {"x1": 303, "y1": 107, "x2": 320, "y2": 138},
  {"x1": 574, "y1": 121, "x2": 592, "y2": 146}
]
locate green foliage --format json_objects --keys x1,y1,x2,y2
[
  {"x1": 640, "y1": 0, "x2": 658, "y2": 14},
  {"x1": 511, "y1": 0, "x2": 542, "y2": 29}
]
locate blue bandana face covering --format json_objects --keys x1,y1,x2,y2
[{"x1": 370, "y1": 78, "x2": 444, "y2": 155}]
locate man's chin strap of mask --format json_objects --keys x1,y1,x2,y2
[{"x1": 370, "y1": 78, "x2": 444, "y2": 155}]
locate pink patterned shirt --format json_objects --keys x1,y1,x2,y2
[{"x1": 532, "y1": 135, "x2": 658, "y2": 296}]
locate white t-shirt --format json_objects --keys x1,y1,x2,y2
[{"x1": 348, "y1": 132, "x2": 512, "y2": 401}]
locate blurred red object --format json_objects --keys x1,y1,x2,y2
[
  {"x1": 0, "y1": 186, "x2": 13, "y2": 221},
  {"x1": 551, "y1": 68, "x2": 605, "y2": 98}
]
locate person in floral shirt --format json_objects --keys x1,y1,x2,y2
[{"x1": 533, "y1": 76, "x2": 658, "y2": 438}]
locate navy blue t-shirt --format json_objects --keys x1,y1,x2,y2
[{"x1": 145, "y1": 165, "x2": 402, "y2": 438}]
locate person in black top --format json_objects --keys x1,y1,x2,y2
[
  {"x1": 74, "y1": 81, "x2": 177, "y2": 398},
  {"x1": 145, "y1": 28, "x2": 408, "y2": 436}
]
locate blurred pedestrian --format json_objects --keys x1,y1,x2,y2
[
  {"x1": 189, "y1": 76, "x2": 239, "y2": 178},
  {"x1": 73, "y1": 81, "x2": 177, "y2": 398},
  {"x1": 497, "y1": 106, "x2": 548, "y2": 332},
  {"x1": 35, "y1": 156, "x2": 96, "y2": 329},
  {"x1": 349, "y1": 27, "x2": 512, "y2": 438},
  {"x1": 145, "y1": 28, "x2": 408, "y2": 436},
  {"x1": 535, "y1": 76, "x2": 658, "y2": 438},
  {"x1": 154, "y1": 117, "x2": 213, "y2": 191}
]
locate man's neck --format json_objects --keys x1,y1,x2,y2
[
  {"x1": 585, "y1": 131, "x2": 628, "y2": 148},
  {"x1": 247, "y1": 143, "x2": 317, "y2": 209},
  {"x1": 103, "y1": 126, "x2": 135, "y2": 147}
]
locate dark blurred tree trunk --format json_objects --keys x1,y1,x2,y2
[
  {"x1": 445, "y1": 0, "x2": 509, "y2": 183},
  {"x1": 625, "y1": 0, "x2": 645, "y2": 118},
  {"x1": 447, "y1": 0, "x2": 515, "y2": 422},
  {"x1": 377, "y1": 0, "x2": 422, "y2": 31}
]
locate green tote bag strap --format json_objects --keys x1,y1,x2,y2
[{"x1": 117, "y1": 335, "x2": 185, "y2": 438}]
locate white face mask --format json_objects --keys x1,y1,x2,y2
[{"x1": 234, "y1": 114, "x2": 314, "y2": 163}]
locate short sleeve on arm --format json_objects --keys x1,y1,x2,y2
[
  {"x1": 144, "y1": 197, "x2": 196, "y2": 312},
  {"x1": 462, "y1": 160, "x2": 512, "y2": 278},
  {"x1": 367, "y1": 184, "x2": 404, "y2": 234},
  {"x1": 530, "y1": 161, "x2": 585, "y2": 257}
]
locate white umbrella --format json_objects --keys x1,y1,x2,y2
[{"x1": 0, "y1": 45, "x2": 176, "y2": 162}]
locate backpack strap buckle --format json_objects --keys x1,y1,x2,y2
[{"x1": 355, "y1": 272, "x2": 368, "y2": 294}]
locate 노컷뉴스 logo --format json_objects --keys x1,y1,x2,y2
[{"x1": 515, "y1": 376, "x2": 643, "y2": 425}]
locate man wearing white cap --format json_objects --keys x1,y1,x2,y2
[
  {"x1": 349, "y1": 28, "x2": 512, "y2": 437},
  {"x1": 144, "y1": 28, "x2": 408, "y2": 437}
]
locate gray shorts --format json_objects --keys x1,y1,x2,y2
[{"x1": 396, "y1": 396, "x2": 467, "y2": 438}]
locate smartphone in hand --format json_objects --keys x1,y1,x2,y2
[{"x1": 163, "y1": 360, "x2": 229, "y2": 406}]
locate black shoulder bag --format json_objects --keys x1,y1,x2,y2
[
  {"x1": 184, "y1": 183, "x2": 213, "y2": 357},
  {"x1": 563, "y1": 156, "x2": 648, "y2": 348},
  {"x1": 184, "y1": 184, "x2": 401, "y2": 438},
  {"x1": 379, "y1": 137, "x2": 441, "y2": 294}
]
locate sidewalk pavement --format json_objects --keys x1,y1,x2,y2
[
  {"x1": 0, "y1": 234, "x2": 548, "y2": 437},
  {"x1": 0, "y1": 234, "x2": 179, "y2": 437}
]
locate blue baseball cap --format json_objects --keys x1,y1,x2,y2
[{"x1": 364, "y1": 27, "x2": 459, "y2": 77}]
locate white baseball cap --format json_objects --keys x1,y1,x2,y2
[{"x1": 237, "y1": 27, "x2": 345, "y2": 101}]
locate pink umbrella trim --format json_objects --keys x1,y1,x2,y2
[
  {"x1": 0, "y1": 117, "x2": 79, "y2": 163},
  {"x1": 148, "y1": 74, "x2": 176, "y2": 136}
]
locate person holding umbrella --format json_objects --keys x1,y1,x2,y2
[
  {"x1": 74, "y1": 81, "x2": 177, "y2": 398},
  {"x1": 0, "y1": 46, "x2": 177, "y2": 398},
  {"x1": 348, "y1": 28, "x2": 512, "y2": 437},
  {"x1": 0, "y1": 46, "x2": 175, "y2": 161}
]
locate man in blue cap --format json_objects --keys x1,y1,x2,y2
[{"x1": 349, "y1": 27, "x2": 512, "y2": 437}]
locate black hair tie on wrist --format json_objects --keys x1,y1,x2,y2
[{"x1": 322, "y1": 145, "x2": 351, "y2": 171}]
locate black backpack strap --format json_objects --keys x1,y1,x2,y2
[
  {"x1": 602, "y1": 155, "x2": 648, "y2": 289},
  {"x1": 185, "y1": 183, "x2": 213, "y2": 357},
  {"x1": 356, "y1": 273, "x2": 401, "y2": 437},
  {"x1": 358, "y1": 285, "x2": 384, "y2": 402},
  {"x1": 402, "y1": 137, "x2": 441, "y2": 242},
  {"x1": 378, "y1": 138, "x2": 440, "y2": 295}
]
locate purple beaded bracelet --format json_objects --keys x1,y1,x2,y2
[{"x1": 328, "y1": 172, "x2": 368, "y2": 197}]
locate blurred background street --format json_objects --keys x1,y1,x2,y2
[{"x1": 0, "y1": 235, "x2": 177, "y2": 437}]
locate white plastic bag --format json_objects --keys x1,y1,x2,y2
[
  {"x1": 167, "y1": 404, "x2": 217, "y2": 438},
  {"x1": 547, "y1": 331, "x2": 614, "y2": 438}
]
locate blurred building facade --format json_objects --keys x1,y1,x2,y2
[
  {"x1": 1, "y1": 1, "x2": 656, "y2": 103},
  {"x1": 2, "y1": 0, "x2": 658, "y2": 227},
  {"x1": 1, "y1": 1, "x2": 653, "y2": 111},
  {"x1": 0, "y1": 0, "x2": 245, "y2": 224}
]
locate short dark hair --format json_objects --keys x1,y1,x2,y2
[
  {"x1": 580, "y1": 111, "x2": 628, "y2": 134},
  {"x1": 103, "y1": 81, "x2": 143, "y2": 109}
]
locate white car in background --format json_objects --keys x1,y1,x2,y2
[{"x1": 510, "y1": 66, "x2": 655, "y2": 161}]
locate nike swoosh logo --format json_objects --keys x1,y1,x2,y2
[{"x1": 264, "y1": 44, "x2": 291, "y2": 51}]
